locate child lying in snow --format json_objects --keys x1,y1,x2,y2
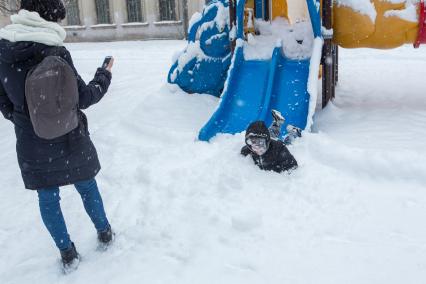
[{"x1": 241, "y1": 110, "x2": 299, "y2": 173}]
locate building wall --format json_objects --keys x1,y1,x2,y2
[
  {"x1": 65, "y1": 0, "x2": 207, "y2": 42},
  {"x1": 0, "y1": 14, "x2": 9, "y2": 27},
  {"x1": 0, "y1": 0, "x2": 207, "y2": 42}
]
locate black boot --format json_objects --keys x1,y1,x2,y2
[
  {"x1": 97, "y1": 224, "x2": 115, "y2": 250},
  {"x1": 60, "y1": 242, "x2": 80, "y2": 273},
  {"x1": 287, "y1": 124, "x2": 302, "y2": 138},
  {"x1": 270, "y1": 109, "x2": 285, "y2": 140},
  {"x1": 271, "y1": 109, "x2": 285, "y2": 126},
  {"x1": 283, "y1": 124, "x2": 302, "y2": 145}
]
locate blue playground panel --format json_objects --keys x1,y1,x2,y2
[
  {"x1": 168, "y1": 0, "x2": 231, "y2": 97},
  {"x1": 169, "y1": 55, "x2": 231, "y2": 97}
]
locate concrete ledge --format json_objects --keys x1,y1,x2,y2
[
  {"x1": 90, "y1": 24, "x2": 118, "y2": 29},
  {"x1": 153, "y1": 21, "x2": 182, "y2": 26},
  {"x1": 121, "y1": 22, "x2": 149, "y2": 28},
  {"x1": 64, "y1": 25, "x2": 87, "y2": 31}
]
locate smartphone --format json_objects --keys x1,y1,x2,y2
[{"x1": 102, "y1": 56, "x2": 113, "y2": 69}]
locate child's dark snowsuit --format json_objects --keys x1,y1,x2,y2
[{"x1": 241, "y1": 121, "x2": 298, "y2": 173}]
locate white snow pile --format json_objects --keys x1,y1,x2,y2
[
  {"x1": 197, "y1": 0, "x2": 229, "y2": 38},
  {"x1": 385, "y1": 0, "x2": 419, "y2": 4},
  {"x1": 188, "y1": 11, "x2": 203, "y2": 30},
  {"x1": 336, "y1": 0, "x2": 420, "y2": 23},
  {"x1": 244, "y1": 18, "x2": 314, "y2": 60},
  {"x1": 306, "y1": 37, "x2": 324, "y2": 130},
  {"x1": 384, "y1": 0, "x2": 420, "y2": 22},
  {"x1": 336, "y1": 0, "x2": 378, "y2": 22},
  {"x1": 170, "y1": 41, "x2": 207, "y2": 81},
  {"x1": 1, "y1": 41, "x2": 426, "y2": 283}
]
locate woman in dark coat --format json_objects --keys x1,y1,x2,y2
[{"x1": 0, "y1": 0, "x2": 113, "y2": 272}]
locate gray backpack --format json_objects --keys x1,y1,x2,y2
[{"x1": 25, "y1": 56, "x2": 79, "y2": 140}]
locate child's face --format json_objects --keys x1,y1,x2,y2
[{"x1": 247, "y1": 137, "x2": 268, "y2": 156}]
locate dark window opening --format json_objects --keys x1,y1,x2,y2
[
  {"x1": 159, "y1": 0, "x2": 177, "y2": 21},
  {"x1": 127, "y1": 0, "x2": 144, "y2": 22},
  {"x1": 66, "y1": 0, "x2": 81, "y2": 25},
  {"x1": 95, "y1": 0, "x2": 111, "y2": 24}
]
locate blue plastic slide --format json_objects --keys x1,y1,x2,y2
[
  {"x1": 198, "y1": 0, "x2": 322, "y2": 141},
  {"x1": 168, "y1": 0, "x2": 231, "y2": 97}
]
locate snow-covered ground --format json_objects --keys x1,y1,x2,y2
[{"x1": 1, "y1": 40, "x2": 426, "y2": 283}]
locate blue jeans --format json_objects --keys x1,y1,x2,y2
[{"x1": 37, "y1": 179, "x2": 109, "y2": 251}]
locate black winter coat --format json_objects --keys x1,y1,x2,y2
[
  {"x1": 0, "y1": 40, "x2": 111, "y2": 190},
  {"x1": 241, "y1": 121, "x2": 298, "y2": 173}
]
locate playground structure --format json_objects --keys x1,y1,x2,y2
[{"x1": 169, "y1": 0, "x2": 426, "y2": 141}]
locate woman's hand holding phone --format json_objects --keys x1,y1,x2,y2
[{"x1": 102, "y1": 56, "x2": 114, "y2": 73}]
